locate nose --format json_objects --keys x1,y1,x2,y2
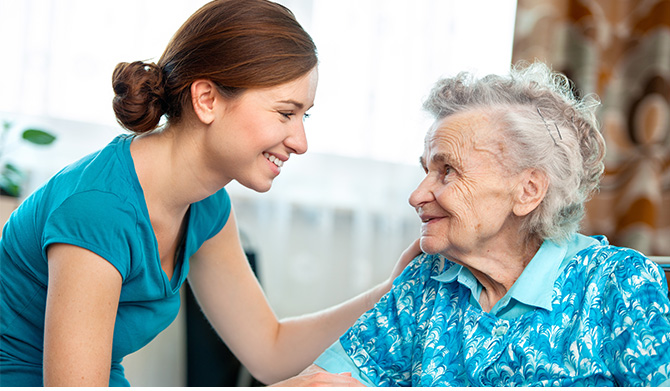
[
  {"x1": 408, "y1": 175, "x2": 434, "y2": 210},
  {"x1": 286, "y1": 121, "x2": 308, "y2": 155}
]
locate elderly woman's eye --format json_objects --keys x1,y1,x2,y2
[{"x1": 441, "y1": 165, "x2": 454, "y2": 182}]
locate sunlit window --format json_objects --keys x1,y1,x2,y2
[{"x1": 0, "y1": 0, "x2": 516, "y2": 165}]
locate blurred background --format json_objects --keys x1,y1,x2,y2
[{"x1": 0, "y1": 0, "x2": 668, "y2": 386}]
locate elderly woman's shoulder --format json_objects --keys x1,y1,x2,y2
[
  {"x1": 401, "y1": 252, "x2": 452, "y2": 281},
  {"x1": 389, "y1": 253, "x2": 452, "y2": 296},
  {"x1": 571, "y1": 236, "x2": 667, "y2": 291}
]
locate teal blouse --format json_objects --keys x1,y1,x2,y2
[
  {"x1": 315, "y1": 234, "x2": 670, "y2": 386},
  {"x1": 0, "y1": 135, "x2": 231, "y2": 386}
]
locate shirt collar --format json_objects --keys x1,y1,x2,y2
[
  {"x1": 431, "y1": 234, "x2": 598, "y2": 313},
  {"x1": 502, "y1": 239, "x2": 566, "y2": 310},
  {"x1": 433, "y1": 263, "x2": 481, "y2": 299}
]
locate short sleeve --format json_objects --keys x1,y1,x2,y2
[
  {"x1": 335, "y1": 253, "x2": 439, "y2": 387},
  {"x1": 601, "y1": 253, "x2": 670, "y2": 386},
  {"x1": 191, "y1": 187, "x2": 232, "y2": 243},
  {"x1": 314, "y1": 340, "x2": 376, "y2": 386},
  {"x1": 42, "y1": 190, "x2": 138, "y2": 280}
]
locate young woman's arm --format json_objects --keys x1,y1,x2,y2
[
  {"x1": 188, "y1": 207, "x2": 419, "y2": 384},
  {"x1": 44, "y1": 243, "x2": 122, "y2": 386}
]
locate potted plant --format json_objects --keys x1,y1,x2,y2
[
  {"x1": 0, "y1": 120, "x2": 57, "y2": 198},
  {"x1": 0, "y1": 120, "x2": 57, "y2": 227}
]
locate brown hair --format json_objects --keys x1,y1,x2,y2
[{"x1": 112, "y1": 0, "x2": 318, "y2": 134}]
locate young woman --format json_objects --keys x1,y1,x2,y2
[{"x1": 0, "y1": 0, "x2": 418, "y2": 386}]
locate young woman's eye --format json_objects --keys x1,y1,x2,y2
[{"x1": 279, "y1": 112, "x2": 293, "y2": 120}]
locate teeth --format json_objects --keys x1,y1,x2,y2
[
  {"x1": 263, "y1": 153, "x2": 283, "y2": 167},
  {"x1": 274, "y1": 157, "x2": 283, "y2": 167}
]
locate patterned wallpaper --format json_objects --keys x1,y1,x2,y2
[{"x1": 513, "y1": 0, "x2": 670, "y2": 255}]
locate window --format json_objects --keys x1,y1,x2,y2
[{"x1": 0, "y1": 0, "x2": 516, "y2": 165}]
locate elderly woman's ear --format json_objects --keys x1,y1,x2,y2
[{"x1": 512, "y1": 169, "x2": 549, "y2": 217}]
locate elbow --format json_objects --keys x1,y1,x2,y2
[
  {"x1": 244, "y1": 364, "x2": 296, "y2": 386},
  {"x1": 239, "y1": 347, "x2": 308, "y2": 386}
]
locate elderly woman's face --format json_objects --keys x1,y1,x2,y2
[{"x1": 409, "y1": 110, "x2": 521, "y2": 259}]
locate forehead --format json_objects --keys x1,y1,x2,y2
[
  {"x1": 422, "y1": 110, "x2": 496, "y2": 162},
  {"x1": 263, "y1": 67, "x2": 318, "y2": 103},
  {"x1": 236, "y1": 67, "x2": 318, "y2": 107}
]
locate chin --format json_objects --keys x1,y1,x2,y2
[
  {"x1": 237, "y1": 179, "x2": 274, "y2": 193},
  {"x1": 255, "y1": 184, "x2": 272, "y2": 193},
  {"x1": 254, "y1": 184, "x2": 273, "y2": 193},
  {"x1": 419, "y1": 237, "x2": 443, "y2": 255}
]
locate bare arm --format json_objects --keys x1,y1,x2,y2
[
  {"x1": 188, "y1": 207, "x2": 420, "y2": 384},
  {"x1": 44, "y1": 243, "x2": 122, "y2": 386}
]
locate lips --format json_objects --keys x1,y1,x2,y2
[{"x1": 417, "y1": 210, "x2": 444, "y2": 223}]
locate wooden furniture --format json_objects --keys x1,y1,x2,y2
[{"x1": 650, "y1": 257, "x2": 670, "y2": 297}]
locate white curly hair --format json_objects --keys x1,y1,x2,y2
[{"x1": 422, "y1": 61, "x2": 606, "y2": 243}]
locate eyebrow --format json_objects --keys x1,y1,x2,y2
[
  {"x1": 277, "y1": 100, "x2": 314, "y2": 110},
  {"x1": 419, "y1": 153, "x2": 454, "y2": 170}
]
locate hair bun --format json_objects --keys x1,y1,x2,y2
[{"x1": 112, "y1": 61, "x2": 166, "y2": 133}]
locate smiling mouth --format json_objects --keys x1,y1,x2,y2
[
  {"x1": 263, "y1": 152, "x2": 284, "y2": 168},
  {"x1": 420, "y1": 215, "x2": 444, "y2": 223}
]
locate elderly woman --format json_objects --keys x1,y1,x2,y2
[{"x1": 280, "y1": 62, "x2": 670, "y2": 387}]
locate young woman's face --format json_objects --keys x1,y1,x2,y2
[{"x1": 206, "y1": 67, "x2": 318, "y2": 192}]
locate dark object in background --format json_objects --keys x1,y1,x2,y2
[{"x1": 185, "y1": 246, "x2": 264, "y2": 386}]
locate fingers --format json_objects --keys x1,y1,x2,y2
[
  {"x1": 403, "y1": 238, "x2": 422, "y2": 260},
  {"x1": 270, "y1": 370, "x2": 364, "y2": 387},
  {"x1": 398, "y1": 238, "x2": 422, "y2": 267},
  {"x1": 270, "y1": 365, "x2": 365, "y2": 387},
  {"x1": 386, "y1": 238, "x2": 423, "y2": 286}
]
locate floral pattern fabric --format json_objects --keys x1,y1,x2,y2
[{"x1": 340, "y1": 236, "x2": 670, "y2": 386}]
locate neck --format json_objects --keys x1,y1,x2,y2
[
  {"x1": 130, "y1": 122, "x2": 230, "y2": 217},
  {"x1": 453, "y1": 231, "x2": 542, "y2": 312}
]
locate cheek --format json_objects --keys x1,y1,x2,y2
[
  {"x1": 472, "y1": 188, "x2": 516, "y2": 230},
  {"x1": 435, "y1": 182, "x2": 476, "y2": 220}
]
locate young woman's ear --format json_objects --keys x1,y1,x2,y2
[
  {"x1": 512, "y1": 169, "x2": 549, "y2": 217},
  {"x1": 190, "y1": 80, "x2": 218, "y2": 125}
]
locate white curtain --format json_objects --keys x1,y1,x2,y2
[
  {"x1": 0, "y1": 0, "x2": 516, "y2": 165},
  {"x1": 283, "y1": 0, "x2": 517, "y2": 164}
]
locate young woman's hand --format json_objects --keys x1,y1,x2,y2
[
  {"x1": 269, "y1": 364, "x2": 364, "y2": 387},
  {"x1": 386, "y1": 238, "x2": 422, "y2": 285},
  {"x1": 359, "y1": 238, "x2": 422, "y2": 314}
]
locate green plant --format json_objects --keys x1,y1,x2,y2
[{"x1": 0, "y1": 120, "x2": 57, "y2": 197}]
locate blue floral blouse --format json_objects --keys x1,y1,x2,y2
[{"x1": 315, "y1": 235, "x2": 670, "y2": 386}]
